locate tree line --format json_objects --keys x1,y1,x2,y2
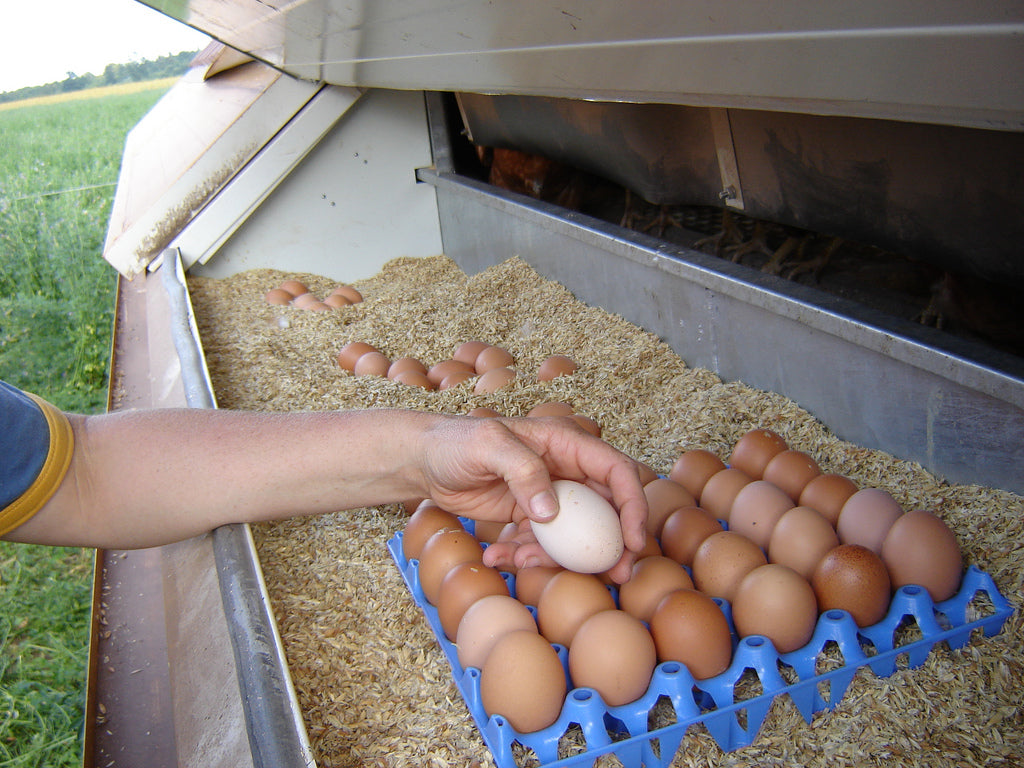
[{"x1": 0, "y1": 50, "x2": 199, "y2": 104}]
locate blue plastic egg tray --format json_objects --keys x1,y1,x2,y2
[{"x1": 386, "y1": 521, "x2": 1012, "y2": 768}]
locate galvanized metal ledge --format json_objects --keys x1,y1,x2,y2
[{"x1": 418, "y1": 166, "x2": 1024, "y2": 495}]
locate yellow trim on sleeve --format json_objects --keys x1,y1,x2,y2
[{"x1": 0, "y1": 394, "x2": 75, "y2": 537}]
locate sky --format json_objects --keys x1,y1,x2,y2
[{"x1": 0, "y1": 0, "x2": 210, "y2": 93}]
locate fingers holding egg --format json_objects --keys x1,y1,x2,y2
[{"x1": 480, "y1": 519, "x2": 555, "y2": 573}]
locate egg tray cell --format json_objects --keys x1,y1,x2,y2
[{"x1": 386, "y1": 525, "x2": 1013, "y2": 768}]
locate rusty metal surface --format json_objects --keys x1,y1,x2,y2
[
  {"x1": 86, "y1": 269, "x2": 258, "y2": 768},
  {"x1": 86, "y1": 273, "x2": 179, "y2": 768}
]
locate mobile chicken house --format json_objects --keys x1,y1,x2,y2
[{"x1": 91, "y1": 3, "x2": 1024, "y2": 767}]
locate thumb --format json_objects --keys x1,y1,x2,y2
[
  {"x1": 487, "y1": 430, "x2": 560, "y2": 524},
  {"x1": 523, "y1": 484, "x2": 559, "y2": 523}
]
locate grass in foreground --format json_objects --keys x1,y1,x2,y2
[
  {"x1": 0, "y1": 546, "x2": 93, "y2": 768},
  {"x1": 0, "y1": 82, "x2": 172, "y2": 767}
]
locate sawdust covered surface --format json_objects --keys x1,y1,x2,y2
[{"x1": 187, "y1": 255, "x2": 1023, "y2": 768}]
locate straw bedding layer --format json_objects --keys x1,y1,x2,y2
[{"x1": 187, "y1": 255, "x2": 1022, "y2": 768}]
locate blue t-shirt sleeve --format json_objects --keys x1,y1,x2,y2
[
  {"x1": 0, "y1": 381, "x2": 74, "y2": 537},
  {"x1": 0, "y1": 380, "x2": 52, "y2": 510}
]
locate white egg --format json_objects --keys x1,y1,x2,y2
[{"x1": 532, "y1": 480, "x2": 624, "y2": 573}]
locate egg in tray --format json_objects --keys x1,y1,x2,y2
[
  {"x1": 187, "y1": 256, "x2": 1021, "y2": 767},
  {"x1": 389, "y1": 432, "x2": 1012, "y2": 768}
]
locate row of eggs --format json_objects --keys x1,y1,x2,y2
[
  {"x1": 336, "y1": 339, "x2": 579, "y2": 395},
  {"x1": 664, "y1": 428, "x2": 963, "y2": 607},
  {"x1": 264, "y1": 279, "x2": 364, "y2": 311},
  {"x1": 399, "y1": 427, "x2": 965, "y2": 734}
]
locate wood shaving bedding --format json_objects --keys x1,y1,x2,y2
[{"x1": 187, "y1": 255, "x2": 1022, "y2": 768}]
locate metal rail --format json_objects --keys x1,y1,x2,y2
[{"x1": 160, "y1": 248, "x2": 316, "y2": 768}]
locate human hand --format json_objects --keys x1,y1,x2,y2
[
  {"x1": 478, "y1": 517, "x2": 561, "y2": 576},
  {"x1": 415, "y1": 415, "x2": 648, "y2": 583}
]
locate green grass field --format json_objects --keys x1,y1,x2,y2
[{"x1": 0, "y1": 82, "x2": 171, "y2": 768}]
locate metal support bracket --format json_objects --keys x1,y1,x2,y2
[{"x1": 709, "y1": 108, "x2": 745, "y2": 210}]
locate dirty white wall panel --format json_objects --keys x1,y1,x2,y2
[
  {"x1": 190, "y1": 88, "x2": 442, "y2": 281},
  {"x1": 104, "y1": 62, "x2": 322, "y2": 277},
  {"x1": 165, "y1": 85, "x2": 363, "y2": 272}
]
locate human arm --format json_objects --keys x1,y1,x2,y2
[{"x1": 4, "y1": 407, "x2": 647, "y2": 579}]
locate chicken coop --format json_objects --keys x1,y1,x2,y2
[{"x1": 90, "y1": 3, "x2": 1023, "y2": 767}]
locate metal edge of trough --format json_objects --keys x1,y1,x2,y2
[
  {"x1": 160, "y1": 248, "x2": 317, "y2": 768},
  {"x1": 417, "y1": 95, "x2": 1024, "y2": 493}
]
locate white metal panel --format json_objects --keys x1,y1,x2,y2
[
  {"x1": 161, "y1": 85, "x2": 363, "y2": 272},
  {"x1": 189, "y1": 88, "x2": 442, "y2": 282},
  {"x1": 103, "y1": 61, "x2": 322, "y2": 277},
  {"x1": 141, "y1": 0, "x2": 1024, "y2": 130}
]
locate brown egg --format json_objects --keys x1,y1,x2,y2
[
  {"x1": 799, "y1": 473, "x2": 858, "y2": 527},
  {"x1": 388, "y1": 357, "x2": 428, "y2": 379},
  {"x1": 537, "y1": 355, "x2": 578, "y2": 381},
  {"x1": 569, "y1": 610, "x2": 657, "y2": 706},
  {"x1": 732, "y1": 564, "x2": 818, "y2": 653},
  {"x1": 812, "y1": 544, "x2": 891, "y2": 627},
  {"x1": 279, "y1": 279, "x2": 309, "y2": 296},
  {"x1": 330, "y1": 284, "x2": 362, "y2": 303},
  {"x1": 353, "y1": 351, "x2": 391, "y2": 377},
  {"x1": 417, "y1": 529, "x2": 484, "y2": 605},
  {"x1": 323, "y1": 294, "x2": 352, "y2": 309},
  {"x1": 660, "y1": 506, "x2": 724, "y2": 567},
  {"x1": 669, "y1": 449, "x2": 727, "y2": 500},
  {"x1": 768, "y1": 506, "x2": 840, "y2": 580},
  {"x1": 837, "y1": 488, "x2": 903, "y2": 554},
  {"x1": 762, "y1": 450, "x2": 822, "y2": 502},
  {"x1": 336, "y1": 341, "x2": 378, "y2": 371},
  {"x1": 729, "y1": 428, "x2": 788, "y2": 479},
  {"x1": 513, "y1": 565, "x2": 564, "y2": 607},
  {"x1": 454, "y1": 340, "x2": 489, "y2": 367},
  {"x1": 474, "y1": 367, "x2": 517, "y2": 394},
  {"x1": 527, "y1": 401, "x2": 575, "y2": 418},
  {"x1": 636, "y1": 462, "x2": 660, "y2": 486},
  {"x1": 437, "y1": 562, "x2": 510, "y2": 640},
  {"x1": 619, "y1": 556, "x2": 695, "y2": 624},
  {"x1": 472, "y1": 520, "x2": 507, "y2": 544},
  {"x1": 643, "y1": 478, "x2": 697, "y2": 537},
  {"x1": 475, "y1": 345, "x2": 514, "y2": 374},
  {"x1": 691, "y1": 530, "x2": 767, "y2": 603},
  {"x1": 291, "y1": 292, "x2": 321, "y2": 310},
  {"x1": 439, "y1": 370, "x2": 475, "y2": 390},
  {"x1": 480, "y1": 630, "x2": 567, "y2": 733},
  {"x1": 427, "y1": 359, "x2": 474, "y2": 386},
  {"x1": 393, "y1": 370, "x2": 434, "y2": 390},
  {"x1": 265, "y1": 288, "x2": 293, "y2": 305},
  {"x1": 456, "y1": 594, "x2": 538, "y2": 671},
  {"x1": 309, "y1": 301, "x2": 334, "y2": 312},
  {"x1": 468, "y1": 407, "x2": 503, "y2": 418},
  {"x1": 537, "y1": 571, "x2": 616, "y2": 647},
  {"x1": 402, "y1": 503, "x2": 463, "y2": 561},
  {"x1": 699, "y1": 467, "x2": 752, "y2": 522},
  {"x1": 649, "y1": 588, "x2": 732, "y2": 679},
  {"x1": 569, "y1": 414, "x2": 602, "y2": 437},
  {"x1": 403, "y1": 497, "x2": 427, "y2": 514},
  {"x1": 729, "y1": 480, "x2": 794, "y2": 550},
  {"x1": 635, "y1": 533, "x2": 663, "y2": 560},
  {"x1": 881, "y1": 510, "x2": 963, "y2": 602}
]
